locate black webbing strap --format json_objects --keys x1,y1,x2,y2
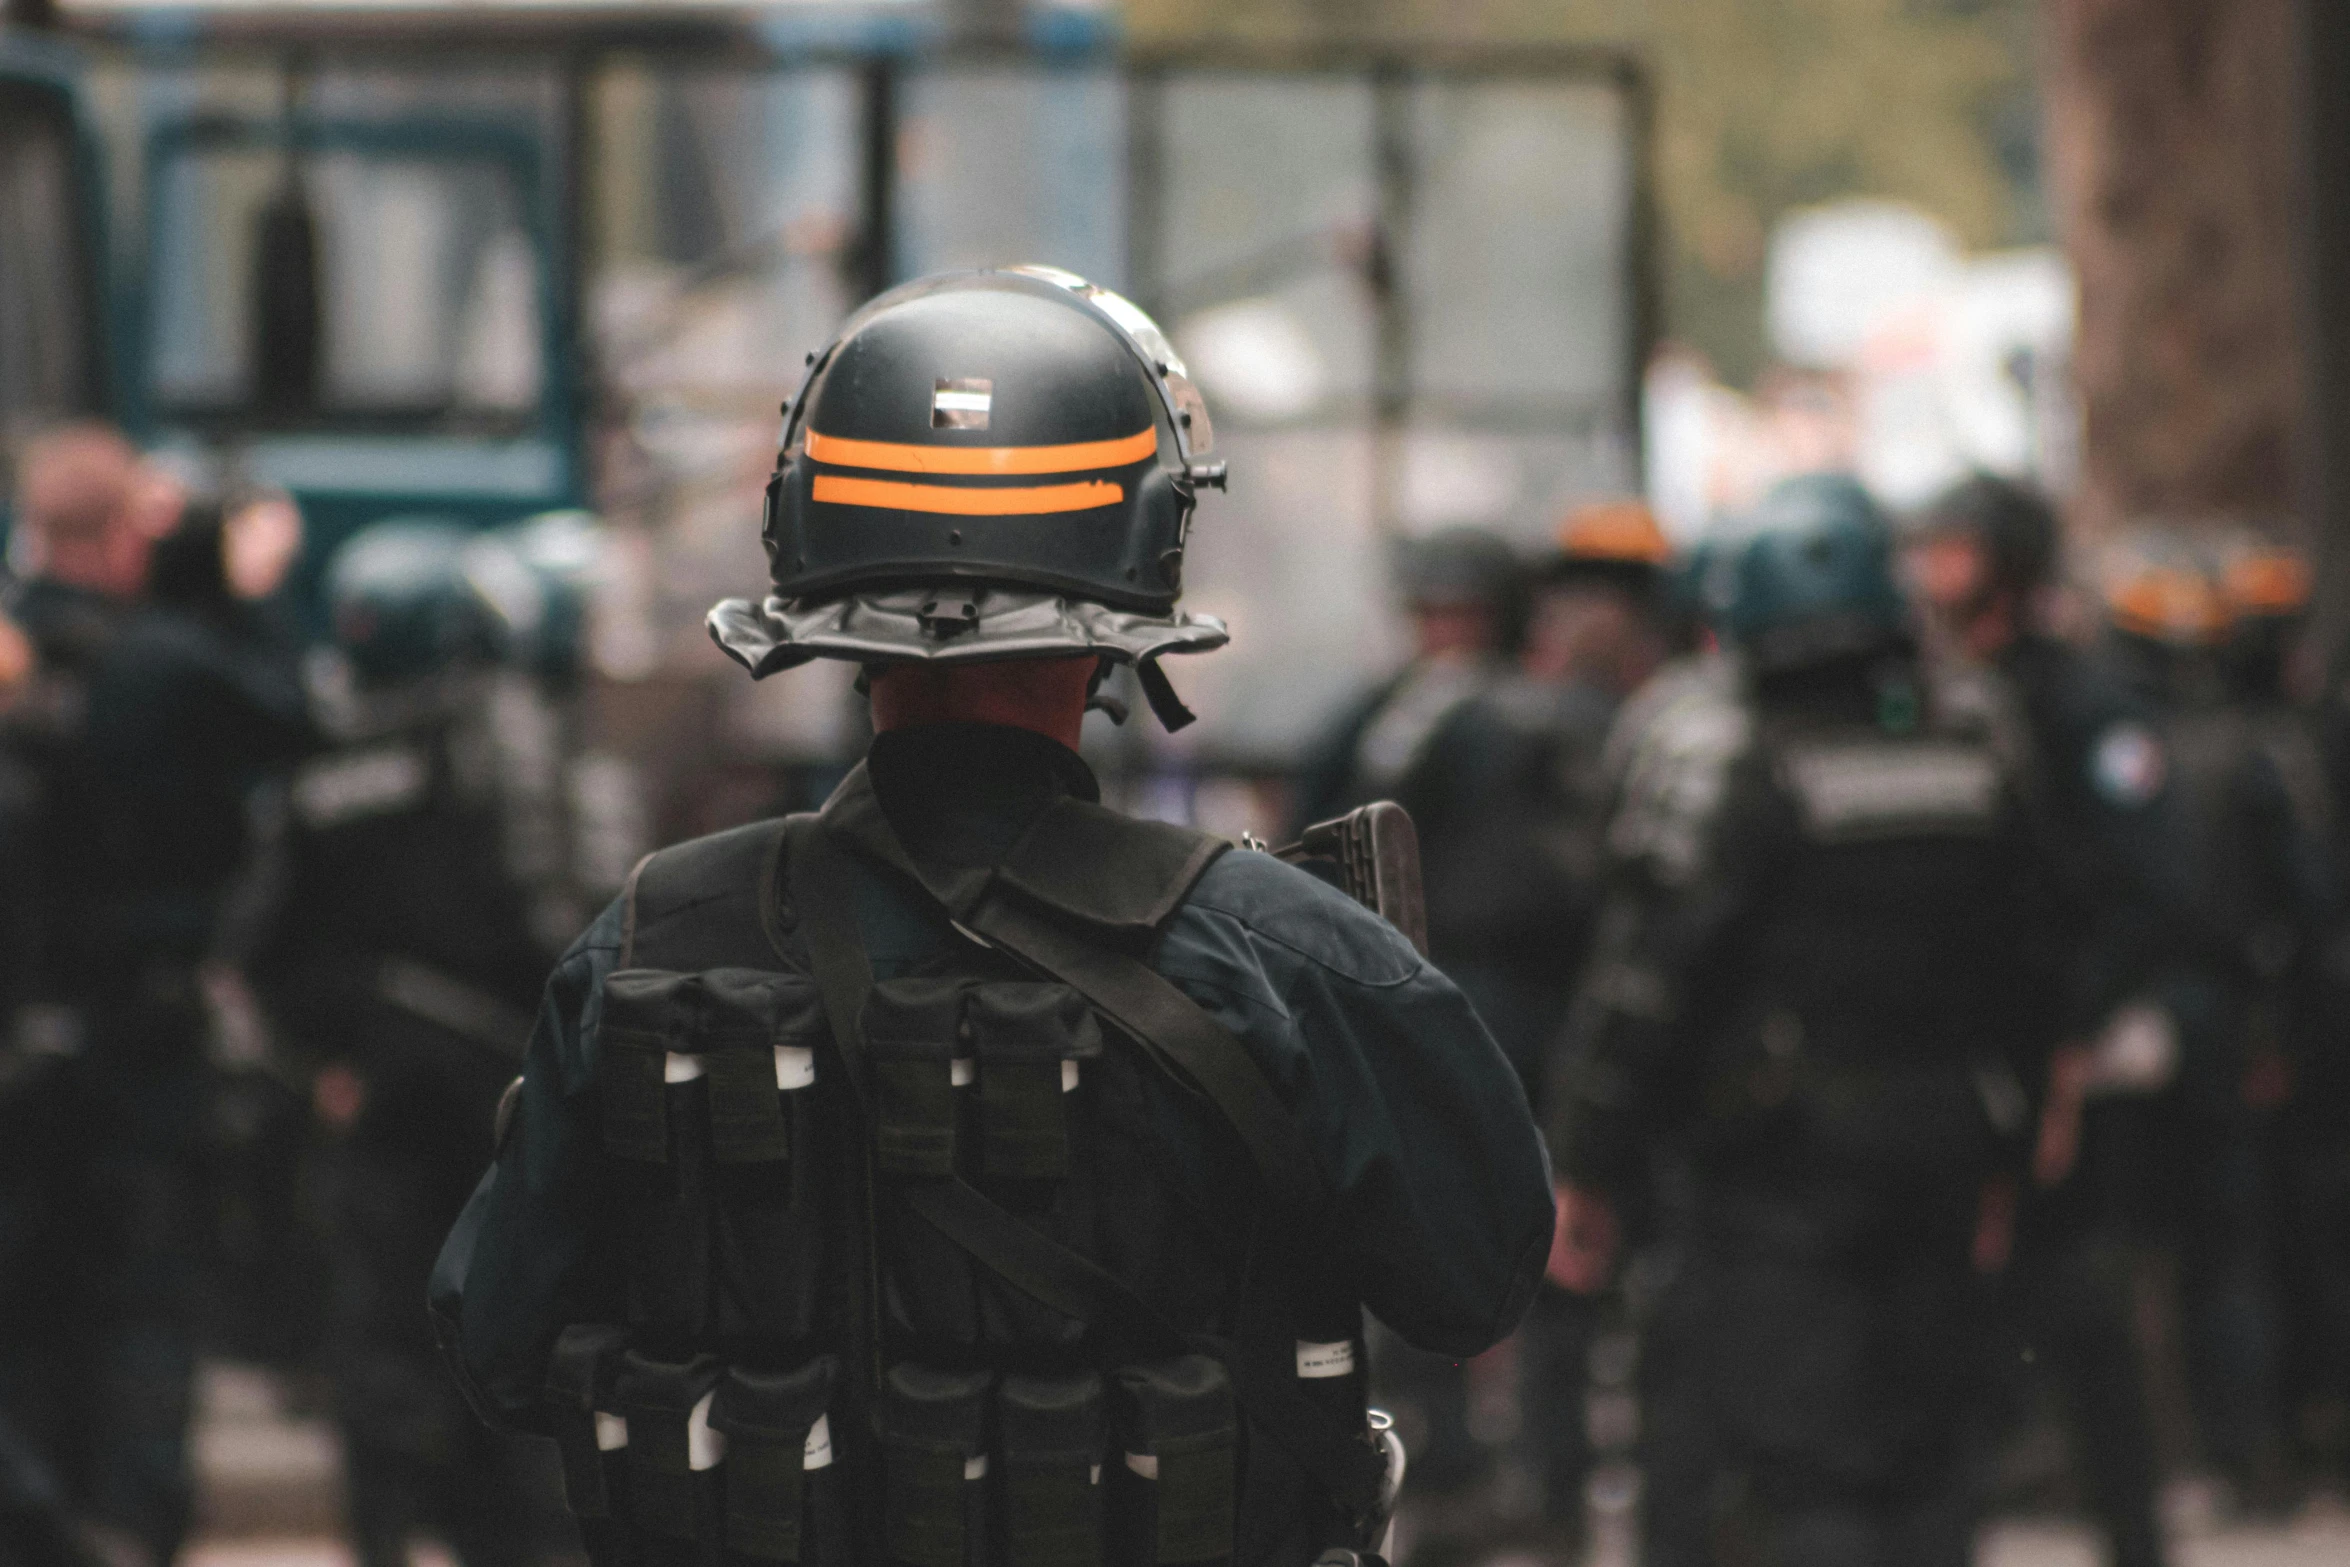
[
  {"x1": 964, "y1": 897, "x2": 1327, "y2": 1219},
  {"x1": 779, "y1": 808, "x2": 1385, "y2": 1522},
  {"x1": 815, "y1": 766, "x2": 1329, "y2": 1222}
]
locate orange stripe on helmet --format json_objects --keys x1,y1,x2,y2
[
  {"x1": 2223, "y1": 553, "x2": 2311, "y2": 616},
  {"x1": 806, "y1": 426, "x2": 1158, "y2": 476},
  {"x1": 811, "y1": 474, "x2": 1123, "y2": 516},
  {"x1": 1557, "y1": 499, "x2": 1671, "y2": 565}
]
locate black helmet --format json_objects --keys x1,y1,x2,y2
[
  {"x1": 1917, "y1": 474, "x2": 2059, "y2": 601},
  {"x1": 708, "y1": 267, "x2": 1230, "y2": 728},
  {"x1": 326, "y1": 517, "x2": 502, "y2": 687}
]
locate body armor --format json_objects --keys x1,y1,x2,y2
[{"x1": 524, "y1": 774, "x2": 1396, "y2": 1567}]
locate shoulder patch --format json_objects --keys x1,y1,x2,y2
[
  {"x1": 1778, "y1": 740, "x2": 2001, "y2": 841},
  {"x1": 2091, "y1": 722, "x2": 2166, "y2": 807},
  {"x1": 293, "y1": 743, "x2": 430, "y2": 828}
]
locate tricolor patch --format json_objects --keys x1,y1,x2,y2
[{"x1": 932, "y1": 377, "x2": 993, "y2": 430}]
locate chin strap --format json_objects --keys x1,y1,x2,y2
[{"x1": 1137, "y1": 658, "x2": 1198, "y2": 731}]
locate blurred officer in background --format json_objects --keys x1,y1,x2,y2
[
  {"x1": 1907, "y1": 476, "x2": 2170, "y2": 1567},
  {"x1": 0, "y1": 599, "x2": 100, "y2": 1567},
  {"x1": 1293, "y1": 525, "x2": 1533, "y2": 1516},
  {"x1": 1548, "y1": 473, "x2": 2056, "y2": 1567},
  {"x1": 251, "y1": 515, "x2": 626, "y2": 1567},
  {"x1": 2083, "y1": 534, "x2": 2329, "y2": 1514},
  {"x1": 65, "y1": 481, "x2": 314, "y2": 1565},
  {"x1": 1, "y1": 424, "x2": 156, "y2": 1035},
  {"x1": 1465, "y1": 500, "x2": 1673, "y2": 1551},
  {"x1": 0, "y1": 424, "x2": 176, "y2": 1567},
  {"x1": 1292, "y1": 524, "x2": 1527, "y2": 838},
  {"x1": 1471, "y1": 501, "x2": 1675, "y2": 1086},
  {"x1": 2224, "y1": 536, "x2": 2350, "y2": 1481}
]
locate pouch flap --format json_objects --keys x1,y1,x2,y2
[
  {"x1": 710, "y1": 1357, "x2": 838, "y2": 1444},
  {"x1": 1112, "y1": 1356, "x2": 1235, "y2": 1457},
  {"x1": 863, "y1": 977, "x2": 968, "y2": 1057},
  {"x1": 969, "y1": 983, "x2": 1102, "y2": 1063},
  {"x1": 880, "y1": 1363, "x2": 991, "y2": 1457},
  {"x1": 614, "y1": 1351, "x2": 727, "y2": 1475},
  {"x1": 999, "y1": 1370, "x2": 1106, "y2": 1463},
  {"x1": 605, "y1": 968, "x2": 824, "y2": 1054},
  {"x1": 602, "y1": 968, "x2": 695, "y2": 1047},
  {"x1": 696, "y1": 968, "x2": 827, "y2": 1052},
  {"x1": 545, "y1": 1322, "x2": 630, "y2": 1414}
]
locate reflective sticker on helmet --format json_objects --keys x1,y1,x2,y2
[
  {"x1": 2092, "y1": 723, "x2": 2166, "y2": 806},
  {"x1": 812, "y1": 474, "x2": 1121, "y2": 515},
  {"x1": 932, "y1": 378, "x2": 993, "y2": 430},
  {"x1": 808, "y1": 426, "x2": 1155, "y2": 475}
]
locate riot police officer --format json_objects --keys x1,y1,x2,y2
[
  {"x1": 2207, "y1": 534, "x2": 2350, "y2": 1489},
  {"x1": 1289, "y1": 528, "x2": 1533, "y2": 1513},
  {"x1": 253, "y1": 517, "x2": 629, "y2": 1567},
  {"x1": 1468, "y1": 500, "x2": 1674, "y2": 1545},
  {"x1": 65, "y1": 484, "x2": 314, "y2": 1565},
  {"x1": 0, "y1": 423, "x2": 161, "y2": 1567},
  {"x1": 2082, "y1": 533, "x2": 2327, "y2": 1513},
  {"x1": 1907, "y1": 476, "x2": 2171, "y2": 1567},
  {"x1": 431, "y1": 268, "x2": 1553, "y2": 1567},
  {"x1": 1547, "y1": 473, "x2": 2056, "y2": 1566},
  {"x1": 1291, "y1": 525, "x2": 1526, "y2": 839}
]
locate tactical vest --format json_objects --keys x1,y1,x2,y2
[
  {"x1": 541, "y1": 771, "x2": 1392, "y2": 1567},
  {"x1": 1699, "y1": 712, "x2": 2035, "y2": 1181}
]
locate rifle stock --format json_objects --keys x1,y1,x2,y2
[{"x1": 1270, "y1": 801, "x2": 1429, "y2": 957}]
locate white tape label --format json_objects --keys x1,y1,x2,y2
[
  {"x1": 804, "y1": 1413, "x2": 834, "y2": 1470},
  {"x1": 1296, "y1": 1340, "x2": 1357, "y2": 1379},
  {"x1": 687, "y1": 1391, "x2": 727, "y2": 1471}
]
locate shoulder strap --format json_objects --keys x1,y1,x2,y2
[
  {"x1": 994, "y1": 794, "x2": 1232, "y2": 939},
  {"x1": 621, "y1": 817, "x2": 795, "y2": 972},
  {"x1": 817, "y1": 765, "x2": 1326, "y2": 1219}
]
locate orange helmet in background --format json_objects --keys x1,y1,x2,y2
[
  {"x1": 2214, "y1": 537, "x2": 2312, "y2": 624},
  {"x1": 2096, "y1": 531, "x2": 2233, "y2": 649},
  {"x1": 1553, "y1": 498, "x2": 1673, "y2": 574}
]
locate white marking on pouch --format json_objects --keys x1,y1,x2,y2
[
  {"x1": 595, "y1": 1412, "x2": 628, "y2": 1451},
  {"x1": 688, "y1": 1391, "x2": 726, "y2": 1471},
  {"x1": 1296, "y1": 1340, "x2": 1357, "y2": 1379},
  {"x1": 804, "y1": 1414, "x2": 834, "y2": 1470}
]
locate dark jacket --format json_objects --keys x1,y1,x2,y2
[{"x1": 434, "y1": 723, "x2": 1553, "y2": 1432}]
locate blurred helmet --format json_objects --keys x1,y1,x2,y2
[
  {"x1": 1914, "y1": 474, "x2": 2060, "y2": 604},
  {"x1": 466, "y1": 509, "x2": 602, "y2": 683},
  {"x1": 1396, "y1": 526, "x2": 1524, "y2": 608},
  {"x1": 1711, "y1": 473, "x2": 1908, "y2": 670},
  {"x1": 1394, "y1": 526, "x2": 1529, "y2": 653},
  {"x1": 326, "y1": 518, "x2": 500, "y2": 687},
  {"x1": 1552, "y1": 498, "x2": 1673, "y2": 579},
  {"x1": 708, "y1": 267, "x2": 1229, "y2": 728},
  {"x1": 2213, "y1": 533, "x2": 2311, "y2": 626},
  {"x1": 2096, "y1": 532, "x2": 2232, "y2": 649}
]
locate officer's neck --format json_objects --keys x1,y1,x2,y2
[
  {"x1": 866, "y1": 722, "x2": 1100, "y2": 867},
  {"x1": 868, "y1": 658, "x2": 1093, "y2": 750}
]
